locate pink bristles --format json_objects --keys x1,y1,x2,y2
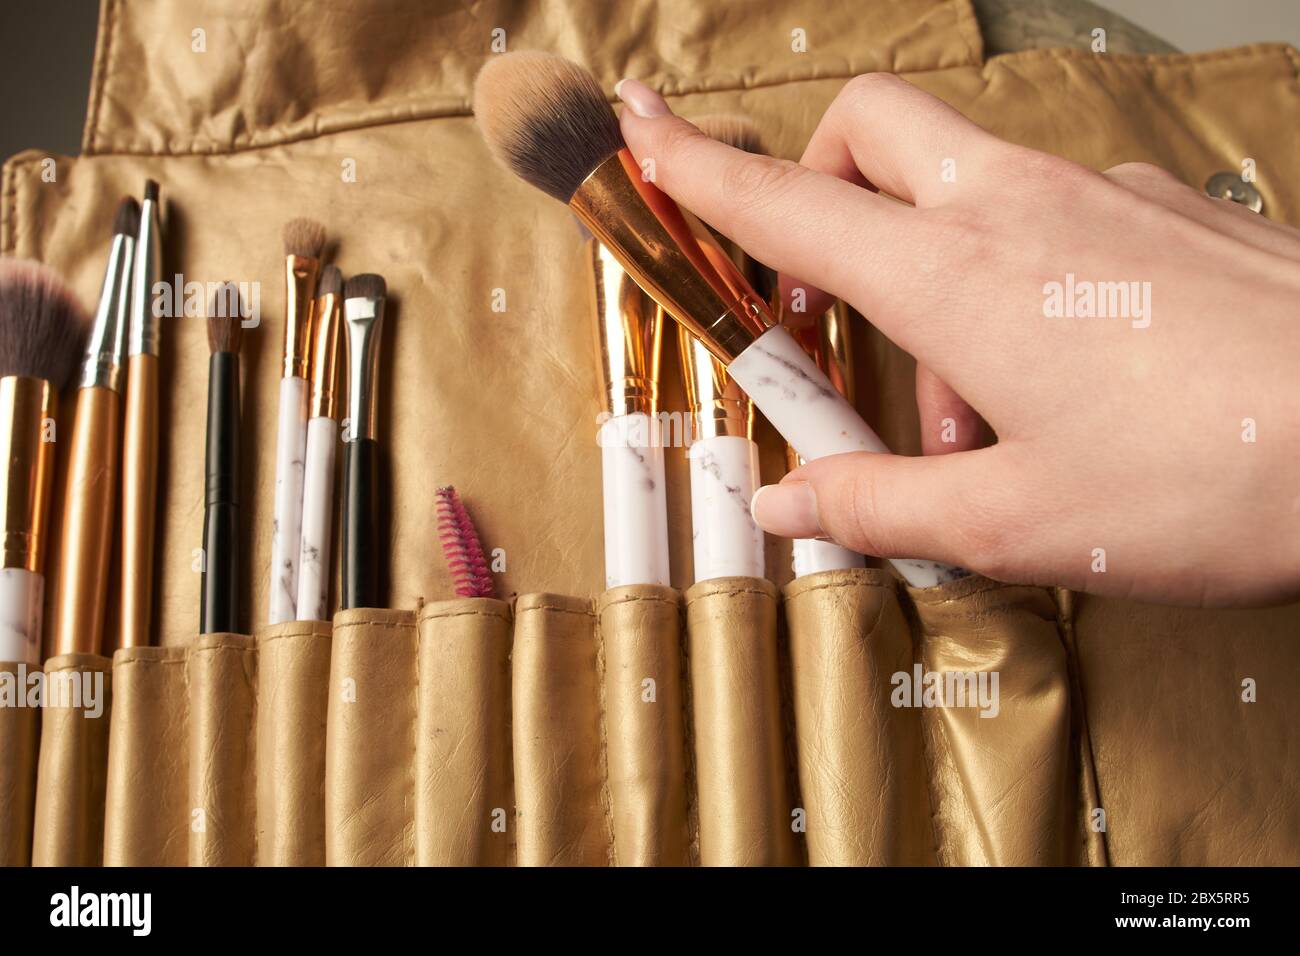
[{"x1": 435, "y1": 486, "x2": 495, "y2": 599}]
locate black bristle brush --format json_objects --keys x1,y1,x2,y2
[{"x1": 200, "y1": 283, "x2": 244, "y2": 634}]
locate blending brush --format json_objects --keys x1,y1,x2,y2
[
  {"x1": 0, "y1": 261, "x2": 88, "y2": 663},
  {"x1": 789, "y1": 303, "x2": 868, "y2": 577},
  {"x1": 473, "y1": 53, "x2": 966, "y2": 588},
  {"x1": 583, "y1": 225, "x2": 671, "y2": 589},
  {"x1": 52, "y1": 198, "x2": 138, "y2": 656},
  {"x1": 120, "y1": 179, "x2": 163, "y2": 648},
  {"x1": 201, "y1": 284, "x2": 244, "y2": 634},
  {"x1": 269, "y1": 218, "x2": 325, "y2": 624},
  {"x1": 675, "y1": 115, "x2": 768, "y2": 583},
  {"x1": 340, "y1": 273, "x2": 387, "y2": 609},
  {"x1": 296, "y1": 265, "x2": 342, "y2": 621},
  {"x1": 435, "y1": 486, "x2": 495, "y2": 599}
]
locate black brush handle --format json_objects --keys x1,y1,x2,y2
[
  {"x1": 201, "y1": 352, "x2": 240, "y2": 634},
  {"x1": 342, "y1": 436, "x2": 380, "y2": 609}
]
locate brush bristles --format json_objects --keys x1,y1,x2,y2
[
  {"x1": 207, "y1": 283, "x2": 244, "y2": 353},
  {"x1": 694, "y1": 115, "x2": 765, "y2": 155},
  {"x1": 316, "y1": 264, "x2": 343, "y2": 297},
  {"x1": 0, "y1": 258, "x2": 89, "y2": 387},
  {"x1": 114, "y1": 197, "x2": 141, "y2": 237},
  {"x1": 435, "y1": 486, "x2": 495, "y2": 599},
  {"x1": 144, "y1": 179, "x2": 160, "y2": 203},
  {"x1": 344, "y1": 273, "x2": 386, "y2": 300},
  {"x1": 282, "y1": 218, "x2": 326, "y2": 259},
  {"x1": 473, "y1": 52, "x2": 624, "y2": 203}
]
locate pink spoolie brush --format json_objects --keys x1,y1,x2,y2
[{"x1": 435, "y1": 486, "x2": 495, "y2": 598}]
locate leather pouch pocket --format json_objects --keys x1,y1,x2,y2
[
  {"x1": 685, "y1": 577, "x2": 797, "y2": 866},
  {"x1": 0, "y1": 661, "x2": 41, "y2": 865}
]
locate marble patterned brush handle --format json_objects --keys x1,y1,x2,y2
[
  {"x1": 0, "y1": 568, "x2": 43, "y2": 663},
  {"x1": 729, "y1": 326, "x2": 968, "y2": 589},
  {"x1": 792, "y1": 538, "x2": 866, "y2": 578},
  {"x1": 269, "y1": 376, "x2": 308, "y2": 623},
  {"x1": 600, "y1": 412, "x2": 671, "y2": 589},
  {"x1": 296, "y1": 416, "x2": 337, "y2": 622},
  {"x1": 688, "y1": 434, "x2": 765, "y2": 582}
]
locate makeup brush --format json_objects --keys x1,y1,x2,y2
[
  {"x1": 120, "y1": 179, "x2": 163, "y2": 648},
  {"x1": 52, "y1": 198, "x2": 137, "y2": 656},
  {"x1": 435, "y1": 486, "x2": 494, "y2": 599},
  {"x1": 583, "y1": 226, "x2": 671, "y2": 589},
  {"x1": 789, "y1": 303, "x2": 868, "y2": 577},
  {"x1": 473, "y1": 53, "x2": 966, "y2": 588},
  {"x1": 341, "y1": 273, "x2": 387, "y2": 609},
  {"x1": 295, "y1": 265, "x2": 342, "y2": 621},
  {"x1": 269, "y1": 218, "x2": 325, "y2": 624},
  {"x1": 201, "y1": 284, "x2": 244, "y2": 634},
  {"x1": 0, "y1": 260, "x2": 88, "y2": 663},
  {"x1": 674, "y1": 115, "x2": 768, "y2": 583}
]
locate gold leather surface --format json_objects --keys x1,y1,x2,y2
[
  {"x1": 0, "y1": 662, "x2": 39, "y2": 866},
  {"x1": 416, "y1": 599, "x2": 513, "y2": 867},
  {"x1": 4, "y1": 0, "x2": 1298, "y2": 866},
  {"x1": 911, "y1": 577, "x2": 1078, "y2": 866},
  {"x1": 784, "y1": 569, "x2": 935, "y2": 866},
  {"x1": 686, "y1": 577, "x2": 797, "y2": 866},
  {"x1": 31, "y1": 653, "x2": 112, "y2": 866},
  {"x1": 596, "y1": 585, "x2": 690, "y2": 866}
]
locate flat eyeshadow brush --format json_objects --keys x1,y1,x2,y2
[
  {"x1": 269, "y1": 218, "x2": 325, "y2": 624},
  {"x1": 120, "y1": 179, "x2": 163, "y2": 647},
  {"x1": 0, "y1": 260, "x2": 88, "y2": 663},
  {"x1": 473, "y1": 53, "x2": 966, "y2": 588},
  {"x1": 295, "y1": 265, "x2": 342, "y2": 621},
  {"x1": 52, "y1": 198, "x2": 137, "y2": 656},
  {"x1": 340, "y1": 273, "x2": 387, "y2": 609},
  {"x1": 200, "y1": 284, "x2": 244, "y2": 634}
]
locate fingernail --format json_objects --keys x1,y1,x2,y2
[
  {"x1": 615, "y1": 78, "x2": 671, "y2": 119},
  {"x1": 751, "y1": 481, "x2": 823, "y2": 538}
]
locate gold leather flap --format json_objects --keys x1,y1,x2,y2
[
  {"x1": 32, "y1": 653, "x2": 112, "y2": 866},
  {"x1": 784, "y1": 569, "x2": 935, "y2": 866},
  {"x1": 685, "y1": 577, "x2": 797, "y2": 866},
  {"x1": 0, "y1": 661, "x2": 41, "y2": 866}
]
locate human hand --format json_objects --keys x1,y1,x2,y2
[{"x1": 616, "y1": 74, "x2": 1300, "y2": 606}]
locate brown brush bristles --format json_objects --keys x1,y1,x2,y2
[
  {"x1": 144, "y1": 179, "x2": 160, "y2": 203},
  {"x1": 316, "y1": 265, "x2": 343, "y2": 297},
  {"x1": 207, "y1": 283, "x2": 244, "y2": 354},
  {"x1": 473, "y1": 52, "x2": 624, "y2": 203},
  {"x1": 113, "y1": 197, "x2": 141, "y2": 237},
  {"x1": 694, "y1": 115, "x2": 765, "y2": 155},
  {"x1": 0, "y1": 258, "x2": 89, "y2": 387},
  {"x1": 282, "y1": 218, "x2": 326, "y2": 259},
  {"x1": 344, "y1": 273, "x2": 386, "y2": 300}
]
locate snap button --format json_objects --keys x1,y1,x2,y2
[{"x1": 1205, "y1": 172, "x2": 1263, "y2": 213}]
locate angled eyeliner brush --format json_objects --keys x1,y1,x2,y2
[
  {"x1": 52, "y1": 198, "x2": 137, "y2": 656},
  {"x1": 340, "y1": 274, "x2": 387, "y2": 610},
  {"x1": 201, "y1": 285, "x2": 244, "y2": 634}
]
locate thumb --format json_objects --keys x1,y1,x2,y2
[
  {"x1": 751, "y1": 448, "x2": 1016, "y2": 575},
  {"x1": 614, "y1": 77, "x2": 912, "y2": 323}
]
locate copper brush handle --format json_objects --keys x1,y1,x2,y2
[
  {"x1": 52, "y1": 386, "x2": 121, "y2": 657},
  {"x1": 119, "y1": 353, "x2": 158, "y2": 648}
]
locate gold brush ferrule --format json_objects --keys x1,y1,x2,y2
[
  {"x1": 676, "y1": 321, "x2": 752, "y2": 440},
  {"x1": 786, "y1": 301, "x2": 857, "y2": 470},
  {"x1": 309, "y1": 291, "x2": 342, "y2": 419},
  {"x1": 0, "y1": 376, "x2": 55, "y2": 573},
  {"x1": 587, "y1": 238, "x2": 662, "y2": 417},
  {"x1": 283, "y1": 254, "x2": 321, "y2": 379},
  {"x1": 570, "y1": 149, "x2": 772, "y2": 365}
]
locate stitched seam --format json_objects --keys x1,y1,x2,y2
[
  {"x1": 1, "y1": 157, "x2": 39, "y2": 258},
  {"x1": 408, "y1": 611, "x2": 418, "y2": 867},
  {"x1": 594, "y1": 613, "x2": 615, "y2": 866},
  {"x1": 515, "y1": 602, "x2": 594, "y2": 619},
  {"x1": 83, "y1": 0, "x2": 118, "y2": 155},
  {"x1": 331, "y1": 619, "x2": 413, "y2": 632},
  {"x1": 247, "y1": 642, "x2": 258, "y2": 866},
  {"x1": 684, "y1": 585, "x2": 775, "y2": 607},
  {"x1": 419, "y1": 606, "x2": 511, "y2": 624},
  {"x1": 255, "y1": 629, "x2": 331, "y2": 649}
]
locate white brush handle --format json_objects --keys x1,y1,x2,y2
[
  {"x1": 792, "y1": 538, "x2": 866, "y2": 578},
  {"x1": 600, "y1": 412, "x2": 670, "y2": 589},
  {"x1": 296, "y1": 416, "x2": 338, "y2": 622},
  {"x1": 688, "y1": 434, "x2": 765, "y2": 582},
  {"x1": 0, "y1": 568, "x2": 43, "y2": 664},
  {"x1": 269, "y1": 376, "x2": 308, "y2": 623},
  {"x1": 729, "y1": 326, "x2": 967, "y2": 589}
]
